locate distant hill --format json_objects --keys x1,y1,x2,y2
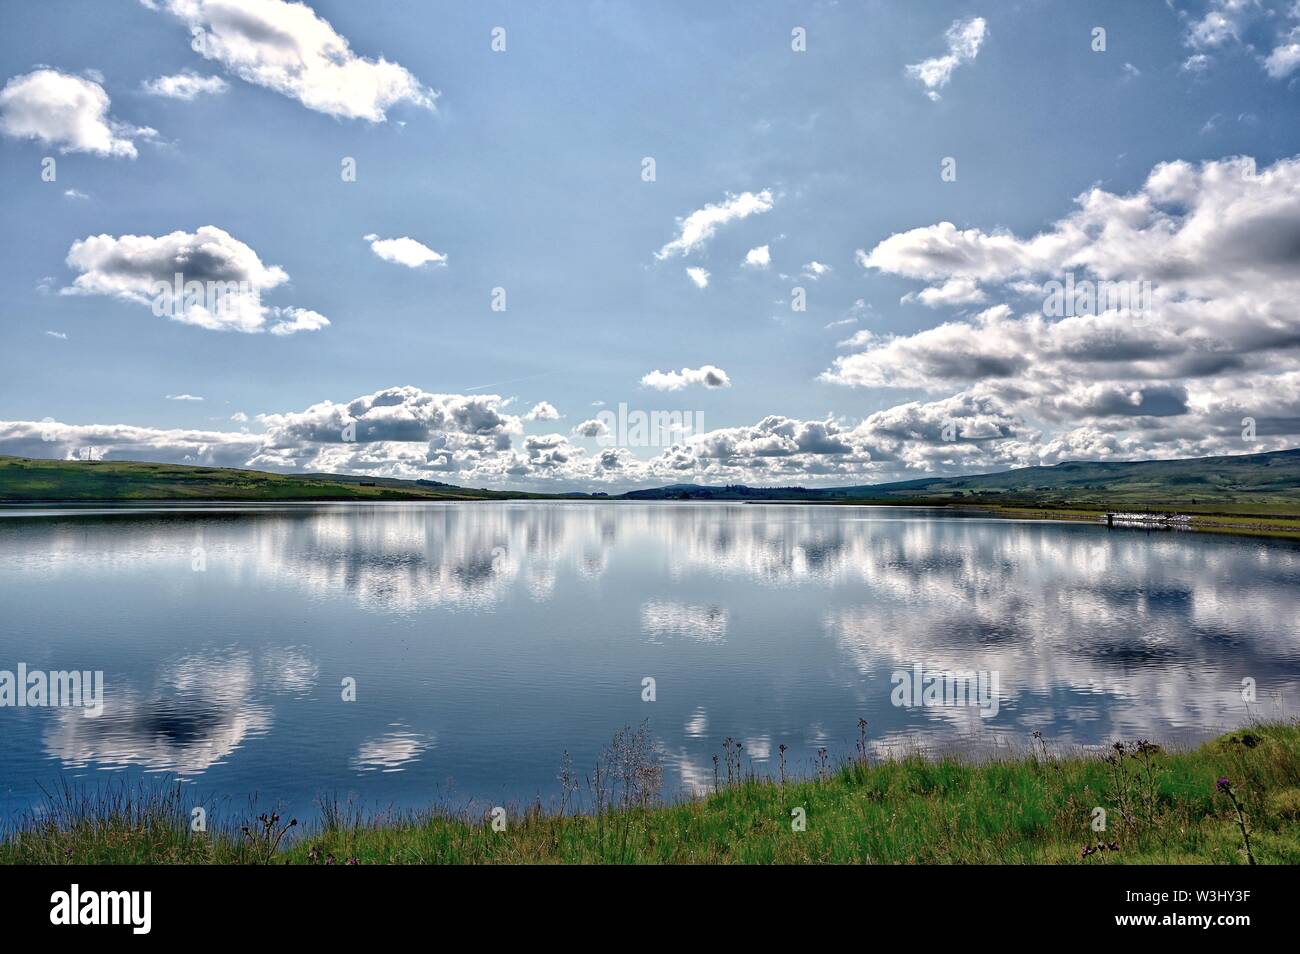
[
  {"x1": 837, "y1": 448, "x2": 1300, "y2": 506},
  {"x1": 0, "y1": 456, "x2": 556, "y2": 502},
  {"x1": 3, "y1": 449, "x2": 1298, "y2": 514},
  {"x1": 618, "y1": 483, "x2": 833, "y2": 501},
  {"x1": 615, "y1": 448, "x2": 1300, "y2": 515}
]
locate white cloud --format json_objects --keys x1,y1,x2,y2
[
  {"x1": 826, "y1": 154, "x2": 1300, "y2": 465},
  {"x1": 231, "y1": 411, "x2": 249, "y2": 422},
  {"x1": 572, "y1": 418, "x2": 609, "y2": 438},
  {"x1": 655, "y1": 190, "x2": 774, "y2": 259},
  {"x1": 685, "y1": 266, "x2": 710, "y2": 288},
  {"x1": 640, "y1": 365, "x2": 732, "y2": 391},
  {"x1": 0, "y1": 68, "x2": 152, "y2": 157},
  {"x1": 147, "y1": 0, "x2": 437, "y2": 121},
  {"x1": 45, "y1": 330, "x2": 68, "y2": 340},
  {"x1": 742, "y1": 244, "x2": 771, "y2": 269},
  {"x1": 363, "y1": 234, "x2": 447, "y2": 268},
  {"x1": 1181, "y1": 1, "x2": 1300, "y2": 80},
  {"x1": 902, "y1": 276, "x2": 987, "y2": 308},
  {"x1": 62, "y1": 225, "x2": 328, "y2": 335},
  {"x1": 1187, "y1": 4, "x2": 1242, "y2": 50},
  {"x1": 802, "y1": 261, "x2": 832, "y2": 280},
  {"x1": 267, "y1": 307, "x2": 329, "y2": 336},
  {"x1": 905, "y1": 17, "x2": 986, "y2": 101},
  {"x1": 63, "y1": 188, "x2": 90, "y2": 200},
  {"x1": 525, "y1": 401, "x2": 561, "y2": 422},
  {"x1": 4, "y1": 368, "x2": 1296, "y2": 489},
  {"x1": 1265, "y1": 26, "x2": 1300, "y2": 78},
  {"x1": 166, "y1": 393, "x2": 204, "y2": 401},
  {"x1": 141, "y1": 71, "x2": 229, "y2": 99}
]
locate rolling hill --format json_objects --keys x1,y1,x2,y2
[
  {"x1": 2, "y1": 449, "x2": 1298, "y2": 517},
  {"x1": 617, "y1": 448, "x2": 1300, "y2": 516},
  {"x1": 0, "y1": 456, "x2": 554, "y2": 502}
]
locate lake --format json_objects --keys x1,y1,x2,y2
[{"x1": 1, "y1": 502, "x2": 1298, "y2": 823}]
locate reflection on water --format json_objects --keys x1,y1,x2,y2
[
  {"x1": 1, "y1": 502, "x2": 1298, "y2": 817},
  {"x1": 352, "y1": 726, "x2": 435, "y2": 774},
  {"x1": 45, "y1": 651, "x2": 273, "y2": 778}
]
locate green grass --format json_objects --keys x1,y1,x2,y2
[
  {"x1": 888, "y1": 502, "x2": 1300, "y2": 540},
  {"x1": 5, "y1": 722, "x2": 1298, "y2": 864},
  {"x1": 0, "y1": 455, "x2": 552, "y2": 502},
  {"x1": 848, "y1": 447, "x2": 1300, "y2": 511}
]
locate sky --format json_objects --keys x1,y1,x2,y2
[{"x1": 1, "y1": 0, "x2": 1299, "y2": 491}]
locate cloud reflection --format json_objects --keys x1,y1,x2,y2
[{"x1": 42, "y1": 647, "x2": 318, "y2": 778}]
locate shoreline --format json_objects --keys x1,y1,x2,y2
[
  {"x1": 6, "y1": 496, "x2": 1300, "y2": 540},
  {"x1": 752, "y1": 497, "x2": 1300, "y2": 541},
  {"x1": 957, "y1": 504, "x2": 1300, "y2": 541},
  {"x1": 5, "y1": 721, "x2": 1297, "y2": 865}
]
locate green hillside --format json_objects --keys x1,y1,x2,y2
[
  {"x1": 0, "y1": 456, "x2": 550, "y2": 502},
  {"x1": 843, "y1": 448, "x2": 1300, "y2": 514},
  {"x1": 4, "y1": 449, "x2": 1299, "y2": 518}
]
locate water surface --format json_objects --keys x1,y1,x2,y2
[{"x1": 1, "y1": 502, "x2": 1297, "y2": 821}]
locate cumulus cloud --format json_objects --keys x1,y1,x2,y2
[
  {"x1": 267, "y1": 307, "x2": 329, "y2": 336},
  {"x1": 905, "y1": 17, "x2": 986, "y2": 101},
  {"x1": 5, "y1": 377, "x2": 1293, "y2": 491},
  {"x1": 1181, "y1": 1, "x2": 1300, "y2": 79},
  {"x1": 62, "y1": 225, "x2": 328, "y2": 335},
  {"x1": 525, "y1": 401, "x2": 560, "y2": 422},
  {"x1": 572, "y1": 418, "x2": 609, "y2": 438},
  {"x1": 0, "y1": 68, "x2": 152, "y2": 157},
  {"x1": 742, "y1": 244, "x2": 771, "y2": 269},
  {"x1": 1187, "y1": 5, "x2": 1241, "y2": 49},
  {"x1": 640, "y1": 365, "x2": 732, "y2": 391},
  {"x1": 147, "y1": 0, "x2": 437, "y2": 121},
  {"x1": 685, "y1": 266, "x2": 710, "y2": 288},
  {"x1": 363, "y1": 233, "x2": 447, "y2": 268},
  {"x1": 655, "y1": 190, "x2": 774, "y2": 259},
  {"x1": 828, "y1": 154, "x2": 1300, "y2": 466},
  {"x1": 802, "y1": 261, "x2": 832, "y2": 280},
  {"x1": 902, "y1": 276, "x2": 986, "y2": 308},
  {"x1": 1265, "y1": 25, "x2": 1300, "y2": 78},
  {"x1": 141, "y1": 71, "x2": 229, "y2": 99}
]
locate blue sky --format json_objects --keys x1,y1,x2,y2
[{"x1": 2, "y1": 0, "x2": 1300, "y2": 489}]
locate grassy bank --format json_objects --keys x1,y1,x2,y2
[
  {"x1": 959, "y1": 503, "x2": 1300, "y2": 540},
  {"x1": 4, "y1": 722, "x2": 1298, "y2": 864}
]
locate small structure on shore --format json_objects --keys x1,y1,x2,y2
[{"x1": 1105, "y1": 511, "x2": 1193, "y2": 529}]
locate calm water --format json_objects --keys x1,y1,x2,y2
[{"x1": 2, "y1": 502, "x2": 1299, "y2": 822}]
